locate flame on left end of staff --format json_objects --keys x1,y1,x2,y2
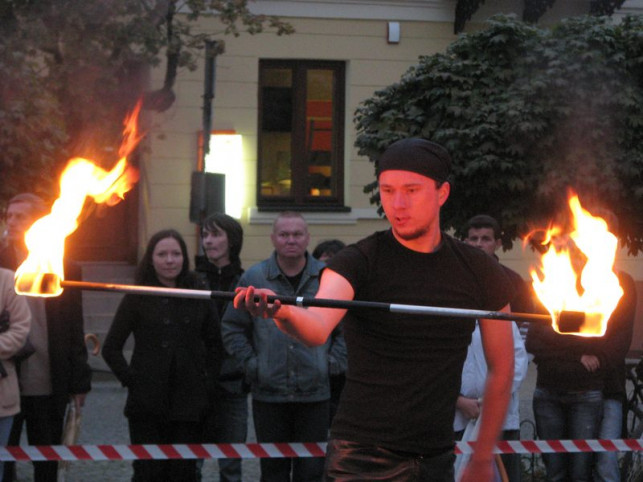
[
  {"x1": 15, "y1": 273, "x2": 60, "y2": 297},
  {"x1": 14, "y1": 101, "x2": 143, "y2": 297}
]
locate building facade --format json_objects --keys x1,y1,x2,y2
[{"x1": 122, "y1": 0, "x2": 643, "y2": 352}]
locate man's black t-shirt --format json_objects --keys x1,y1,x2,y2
[{"x1": 325, "y1": 230, "x2": 514, "y2": 454}]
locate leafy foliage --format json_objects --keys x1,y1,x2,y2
[
  {"x1": 590, "y1": 0, "x2": 628, "y2": 16},
  {"x1": 455, "y1": 0, "x2": 629, "y2": 32},
  {"x1": 355, "y1": 15, "x2": 643, "y2": 255},
  {"x1": 523, "y1": 0, "x2": 557, "y2": 23},
  {"x1": 0, "y1": 0, "x2": 293, "y2": 208},
  {"x1": 454, "y1": 0, "x2": 487, "y2": 34}
]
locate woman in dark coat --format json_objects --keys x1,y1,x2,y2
[{"x1": 102, "y1": 229, "x2": 222, "y2": 482}]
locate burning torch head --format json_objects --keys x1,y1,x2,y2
[
  {"x1": 16, "y1": 272, "x2": 60, "y2": 297},
  {"x1": 529, "y1": 193, "x2": 623, "y2": 338},
  {"x1": 556, "y1": 310, "x2": 586, "y2": 333}
]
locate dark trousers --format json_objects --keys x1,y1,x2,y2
[
  {"x1": 499, "y1": 429, "x2": 521, "y2": 482},
  {"x1": 210, "y1": 392, "x2": 249, "y2": 482},
  {"x1": 329, "y1": 375, "x2": 345, "y2": 426},
  {"x1": 324, "y1": 439, "x2": 455, "y2": 482},
  {"x1": 128, "y1": 415, "x2": 201, "y2": 482},
  {"x1": 3, "y1": 395, "x2": 64, "y2": 482},
  {"x1": 252, "y1": 399, "x2": 329, "y2": 482}
]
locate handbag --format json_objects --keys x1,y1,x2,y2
[
  {"x1": 454, "y1": 414, "x2": 508, "y2": 482},
  {"x1": 58, "y1": 401, "x2": 82, "y2": 481},
  {"x1": 13, "y1": 337, "x2": 36, "y2": 363}
]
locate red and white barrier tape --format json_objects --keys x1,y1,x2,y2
[
  {"x1": 0, "y1": 443, "x2": 326, "y2": 462},
  {"x1": 469, "y1": 439, "x2": 643, "y2": 455},
  {"x1": 0, "y1": 440, "x2": 641, "y2": 461}
]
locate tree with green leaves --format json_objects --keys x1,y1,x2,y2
[
  {"x1": 355, "y1": 14, "x2": 643, "y2": 255},
  {"x1": 0, "y1": 0, "x2": 293, "y2": 206},
  {"x1": 454, "y1": 0, "x2": 628, "y2": 32}
]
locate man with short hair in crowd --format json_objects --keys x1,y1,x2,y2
[
  {"x1": 464, "y1": 214, "x2": 533, "y2": 332},
  {"x1": 222, "y1": 211, "x2": 346, "y2": 482}
]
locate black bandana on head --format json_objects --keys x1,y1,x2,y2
[{"x1": 377, "y1": 138, "x2": 451, "y2": 183}]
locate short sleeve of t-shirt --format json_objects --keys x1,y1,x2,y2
[{"x1": 324, "y1": 242, "x2": 369, "y2": 297}]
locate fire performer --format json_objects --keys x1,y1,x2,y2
[
  {"x1": 234, "y1": 138, "x2": 515, "y2": 482},
  {"x1": 1, "y1": 193, "x2": 91, "y2": 482}
]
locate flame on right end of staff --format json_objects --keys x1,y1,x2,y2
[{"x1": 528, "y1": 193, "x2": 623, "y2": 337}]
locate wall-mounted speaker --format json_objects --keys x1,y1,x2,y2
[{"x1": 189, "y1": 171, "x2": 225, "y2": 223}]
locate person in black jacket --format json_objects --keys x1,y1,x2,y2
[
  {"x1": 592, "y1": 209, "x2": 637, "y2": 482},
  {"x1": 526, "y1": 233, "x2": 607, "y2": 482},
  {"x1": 1, "y1": 193, "x2": 91, "y2": 482},
  {"x1": 102, "y1": 229, "x2": 222, "y2": 482},
  {"x1": 194, "y1": 213, "x2": 247, "y2": 482}
]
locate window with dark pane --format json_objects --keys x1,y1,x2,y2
[{"x1": 258, "y1": 60, "x2": 345, "y2": 210}]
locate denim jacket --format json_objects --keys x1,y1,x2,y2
[{"x1": 221, "y1": 252, "x2": 347, "y2": 403}]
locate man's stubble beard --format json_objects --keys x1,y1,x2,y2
[{"x1": 393, "y1": 225, "x2": 429, "y2": 241}]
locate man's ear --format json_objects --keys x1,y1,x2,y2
[{"x1": 438, "y1": 182, "x2": 450, "y2": 206}]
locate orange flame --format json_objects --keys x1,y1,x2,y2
[
  {"x1": 15, "y1": 101, "x2": 143, "y2": 296},
  {"x1": 529, "y1": 193, "x2": 623, "y2": 336}
]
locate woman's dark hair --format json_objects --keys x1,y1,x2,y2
[
  {"x1": 136, "y1": 229, "x2": 190, "y2": 286},
  {"x1": 201, "y1": 213, "x2": 244, "y2": 270},
  {"x1": 312, "y1": 239, "x2": 345, "y2": 260}
]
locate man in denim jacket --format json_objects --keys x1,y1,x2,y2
[{"x1": 222, "y1": 211, "x2": 347, "y2": 482}]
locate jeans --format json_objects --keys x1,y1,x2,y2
[
  {"x1": 324, "y1": 439, "x2": 455, "y2": 482},
  {"x1": 595, "y1": 398, "x2": 623, "y2": 482},
  {"x1": 533, "y1": 387, "x2": 603, "y2": 482},
  {"x1": 253, "y1": 399, "x2": 329, "y2": 482},
  {"x1": 213, "y1": 393, "x2": 249, "y2": 482},
  {"x1": 0, "y1": 415, "x2": 13, "y2": 482}
]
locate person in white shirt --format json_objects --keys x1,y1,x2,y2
[
  {"x1": 454, "y1": 321, "x2": 528, "y2": 481},
  {"x1": 455, "y1": 214, "x2": 531, "y2": 482}
]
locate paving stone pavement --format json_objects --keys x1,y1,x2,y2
[{"x1": 15, "y1": 371, "x2": 261, "y2": 482}]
